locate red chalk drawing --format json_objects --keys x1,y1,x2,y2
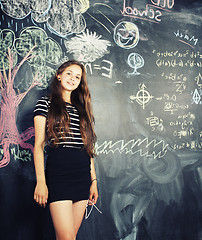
[{"x1": 0, "y1": 48, "x2": 42, "y2": 168}]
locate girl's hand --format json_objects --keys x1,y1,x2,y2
[
  {"x1": 34, "y1": 182, "x2": 48, "y2": 208},
  {"x1": 89, "y1": 180, "x2": 98, "y2": 205}
]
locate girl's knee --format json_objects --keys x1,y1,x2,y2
[{"x1": 56, "y1": 231, "x2": 76, "y2": 240}]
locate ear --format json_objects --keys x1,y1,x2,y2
[{"x1": 56, "y1": 74, "x2": 61, "y2": 81}]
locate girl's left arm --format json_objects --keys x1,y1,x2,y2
[{"x1": 89, "y1": 158, "x2": 99, "y2": 204}]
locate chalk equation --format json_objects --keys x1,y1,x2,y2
[
  {"x1": 195, "y1": 73, "x2": 202, "y2": 88},
  {"x1": 152, "y1": 49, "x2": 202, "y2": 68},
  {"x1": 84, "y1": 60, "x2": 113, "y2": 79},
  {"x1": 161, "y1": 72, "x2": 187, "y2": 94},
  {"x1": 171, "y1": 141, "x2": 202, "y2": 150}
]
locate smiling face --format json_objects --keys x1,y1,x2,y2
[{"x1": 57, "y1": 64, "x2": 82, "y2": 94}]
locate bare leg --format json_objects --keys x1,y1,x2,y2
[
  {"x1": 49, "y1": 200, "x2": 88, "y2": 240},
  {"x1": 50, "y1": 200, "x2": 76, "y2": 240},
  {"x1": 72, "y1": 200, "x2": 88, "y2": 235}
]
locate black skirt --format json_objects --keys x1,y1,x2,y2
[{"x1": 45, "y1": 146, "x2": 91, "y2": 203}]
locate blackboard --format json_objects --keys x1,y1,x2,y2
[{"x1": 0, "y1": 0, "x2": 202, "y2": 239}]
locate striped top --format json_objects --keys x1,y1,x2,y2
[{"x1": 33, "y1": 96, "x2": 84, "y2": 149}]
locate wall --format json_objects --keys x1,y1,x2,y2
[{"x1": 0, "y1": 0, "x2": 202, "y2": 239}]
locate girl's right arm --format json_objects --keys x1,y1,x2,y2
[{"x1": 33, "y1": 115, "x2": 48, "y2": 207}]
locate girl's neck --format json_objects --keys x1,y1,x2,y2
[{"x1": 62, "y1": 91, "x2": 71, "y2": 103}]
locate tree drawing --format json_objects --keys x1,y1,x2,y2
[{"x1": 0, "y1": 48, "x2": 41, "y2": 168}]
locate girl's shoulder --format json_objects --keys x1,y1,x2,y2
[
  {"x1": 39, "y1": 95, "x2": 51, "y2": 106},
  {"x1": 33, "y1": 95, "x2": 51, "y2": 118}
]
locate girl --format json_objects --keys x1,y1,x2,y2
[{"x1": 33, "y1": 60, "x2": 98, "y2": 240}]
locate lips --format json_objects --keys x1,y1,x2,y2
[{"x1": 67, "y1": 81, "x2": 74, "y2": 86}]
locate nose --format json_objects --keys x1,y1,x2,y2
[{"x1": 71, "y1": 75, "x2": 76, "y2": 81}]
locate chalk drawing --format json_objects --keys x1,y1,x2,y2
[
  {"x1": 14, "y1": 26, "x2": 62, "y2": 89},
  {"x1": 127, "y1": 53, "x2": 144, "y2": 76},
  {"x1": 191, "y1": 89, "x2": 201, "y2": 104},
  {"x1": 65, "y1": 29, "x2": 111, "y2": 63},
  {"x1": 0, "y1": 48, "x2": 42, "y2": 168},
  {"x1": 145, "y1": 112, "x2": 164, "y2": 132},
  {"x1": 130, "y1": 84, "x2": 154, "y2": 109},
  {"x1": 142, "y1": 150, "x2": 181, "y2": 184},
  {"x1": 79, "y1": 0, "x2": 90, "y2": 13},
  {"x1": 95, "y1": 138, "x2": 168, "y2": 159},
  {"x1": 0, "y1": 29, "x2": 17, "y2": 70},
  {"x1": 87, "y1": 3, "x2": 115, "y2": 34},
  {"x1": 114, "y1": 21, "x2": 139, "y2": 49},
  {"x1": 1, "y1": 0, "x2": 86, "y2": 37}
]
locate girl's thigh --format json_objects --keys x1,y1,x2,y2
[
  {"x1": 49, "y1": 200, "x2": 75, "y2": 239},
  {"x1": 72, "y1": 200, "x2": 88, "y2": 234}
]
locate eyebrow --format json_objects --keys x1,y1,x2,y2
[{"x1": 66, "y1": 70, "x2": 81, "y2": 76}]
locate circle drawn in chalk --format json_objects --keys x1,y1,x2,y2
[
  {"x1": 127, "y1": 52, "x2": 144, "y2": 76},
  {"x1": 114, "y1": 21, "x2": 139, "y2": 49},
  {"x1": 142, "y1": 151, "x2": 181, "y2": 184}
]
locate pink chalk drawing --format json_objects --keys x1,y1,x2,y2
[{"x1": 0, "y1": 48, "x2": 42, "y2": 168}]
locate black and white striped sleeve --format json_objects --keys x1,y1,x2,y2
[{"x1": 33, "y1": 96, "x2": 50, "y2": 118}]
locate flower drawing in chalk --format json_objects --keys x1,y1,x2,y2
[{"x1": 65, "y1": 29, "x2": 111, "y2": 62}]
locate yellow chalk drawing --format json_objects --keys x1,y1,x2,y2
[{"x1": 79, "y1": 0, "x2": 90, "y2": 13}]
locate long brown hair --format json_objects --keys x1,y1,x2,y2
[{"x1": 47, "y1": 60, "x2": 96, "y2": 157}]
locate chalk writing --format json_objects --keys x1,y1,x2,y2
[
  {"x1": 152, "y1": 49, "x2": 202, "y2": 59},
  {"x1": 170, "y1": 119, "x2": 193, "y2": 129},
  {"x1": 156, "y1": 59, "x2": 202, "y2": 68},
  {"x1": 164, "y1": 102, "x2": 189, "y2": 114},
  {"x1": 195, "y1": 73, "x2": 202, "y2": 88},
  {"x1": 173, "y1": 129, "x2": 194, "y2": 139},
  {"x1": 120, "y1": 0, "x2": 175, "y2": 23},
  {"x1": 152, "y1": 49, "x2": 202, "y2": 68},
  {"x1": 171, "y1": 141, "x2": 202, "y2": 150},
  {"x1": 10, "y1": 145, "x2": 32, "y2": 162},
  {"x1": 161, "y1": 72, "x2": 187, "y2": 94},
  {"x1": 0, "y1": 48, "x2": 41, "y2": 168},
  {"x1": 84, "y1": 60, "x2": 113, "y2": 78},
  {"x1": 130, "y1": 84, "x2": 154, "y2": 109},
  {"x1": 174, "y1": 30, "x2": 198, "y2": 48},
  {"x1": 113, "y1": 21, "x2": 139, "y2": 49},
  {"x1": 64, "y1": 29, "x2": 111, "y2": 63},
  {"x1": 127, "y1": 53, "x2": 145, "y2": 76},
  {"x1": 95, "y1": 138, "x2": 168, "y2": 159}
]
